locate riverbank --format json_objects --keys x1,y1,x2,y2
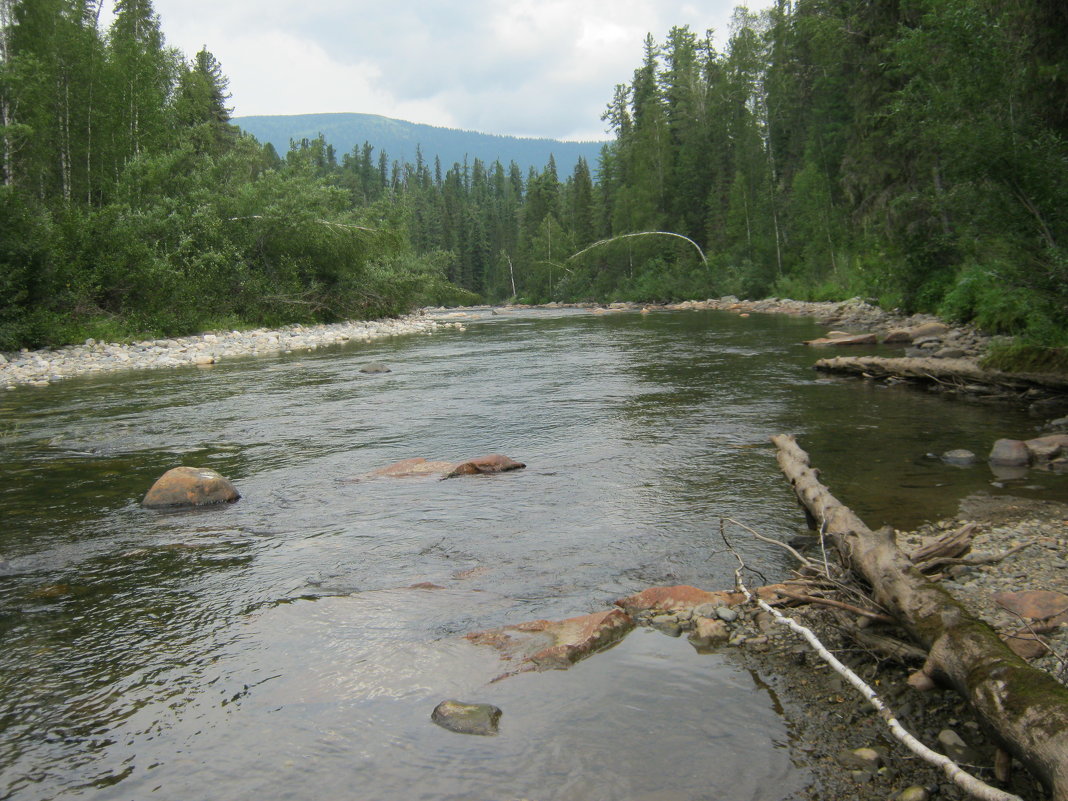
[
  {"x1": 675, "y1": 494, "x2": 1068, "y2": 801},
  {"x1": 4, "y1": 296, "x2": 991, "y2": 390},
  {"x1": 0, "y1": 315, "x2": 447, "y2": 389}
]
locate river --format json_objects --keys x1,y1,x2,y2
[{"x1": 1, "y1": 308, "x2": 1062, "y2": 801}]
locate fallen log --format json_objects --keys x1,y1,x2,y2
[
  {"x1": 772, "y1": 434, "x2": 1068, "y2": 801},
  {"x1": 813, "y1": 355, "x2": 1068, "y2": 394}
]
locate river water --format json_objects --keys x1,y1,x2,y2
[{"x1": 1, "y1": 308, "x2": 1063, "y2": 801}]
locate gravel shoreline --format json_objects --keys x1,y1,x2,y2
[{"x1": 0, "y1": 315, "x2": 447, "y2": 389}]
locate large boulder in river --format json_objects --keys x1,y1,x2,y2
[
  {"x1": 142, "y1": 466, "x2": 240, "y2": 509},
  {"x1": 368, "y1": 458, "x2": 457, "y2": 478},
  {"x1": 368, "y1": 454, "x2": 525, "y2": 479},
  {"x1": 1024, "y1": 434, "x2": 1068, "y2": 462},
  {"x1": 988, "y1": 438, "x2": 1031, "y2": 467}
]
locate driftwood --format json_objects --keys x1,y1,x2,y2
[
  {"x1": 814, "y1": 355, "x2": 1068, "y2": 394},
  {"x1": 772, "y1": 434, "x2": 1068, "y2": 801}
]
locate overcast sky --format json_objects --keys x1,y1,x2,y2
[{"x1": 103, "y1": 1, "x2": 758, "y2": 142}]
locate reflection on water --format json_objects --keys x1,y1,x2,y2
[{"x1": 0, "y1": 309, "x2": 1061, "y2": 800}]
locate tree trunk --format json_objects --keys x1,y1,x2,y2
[{"x1": 772, "y1": 434, "x2": 1068, "y2": 801}]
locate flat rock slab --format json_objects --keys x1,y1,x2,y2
[
  {"x1": 614, "y1": 583, "x2": 789, "y2": 614},
  {"x1": 992, "y1": 590, "x2": 1068, "y2": 624},
  {"x1": 431, "y1": 700, "x2": 502, "y2": 736},
  {"x1": 466, "y1": 608, "x2": 634, "y2": 673},
  {"x1": 142, "y1": 466, "x2": 240, "y2": 509},
  {"x1": 368, "y1": 454, "x2": 525, "y2": 480}
]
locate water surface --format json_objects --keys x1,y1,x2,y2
[{"x1": 1, "y1": 308, "x2": 1060, "y2": 800}]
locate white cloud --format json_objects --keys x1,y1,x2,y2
[{"x1": 103, "y1": 0, "x2": 758, "y2": 139}]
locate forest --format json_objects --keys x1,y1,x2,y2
[{"x1": 1, "y1": 0, "x2": 1067, "y2": 362}]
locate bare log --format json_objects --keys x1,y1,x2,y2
[
  {"x1": 813, "y1": 355, "x2": 1068, "y2": 394},
  {"x1": 772, "y1": 434, "x2": 1068, "y2": 801}
]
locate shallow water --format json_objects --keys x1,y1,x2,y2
[{"x1": 1, "y1": 308, "x2": 1062, "y2": 801}]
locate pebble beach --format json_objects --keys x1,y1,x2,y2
[{"x1": 0, "y1": 315, "x2": 446, "y2": 389}]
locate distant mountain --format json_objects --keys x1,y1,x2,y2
[{"x1": 233, "y1": 112, "x2": 607, "y2": 175}]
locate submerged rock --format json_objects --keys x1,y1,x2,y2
[
  {"x1": 941, "y1": 449, "x2": 977, "y2": 466},
  {"x1": 442, "y1": 454, "x2": 525, "y2": 478},
  {"x1": 141, "y1": 466, "x2": 240, "y2": 509},
  {"x1": 368, "y1": 454, "x2": 526, "y2": 480},
  {"x1": 431, "y1": 700, "x2": 502, "y2": 736},
  {"x1": 466, "y1": 608, "x2": 635, "y2": 673},
  {"x1": 359, "y1": 362, "x2": 391, "y2": 374}
]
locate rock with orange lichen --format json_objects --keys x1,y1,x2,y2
[
  {"x1": 466, "y1": 608, "x2": 634, "y2": 673},
  {"x1": 613, "y1": 583, "x2": 790, "y2": 615},
  {"x1": 141, "y1": 466, "x2": 240, "y2": 509}
]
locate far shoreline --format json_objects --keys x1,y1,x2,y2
[{"x1": 0, "y1": 295, "x2": 983, "y2": 390}]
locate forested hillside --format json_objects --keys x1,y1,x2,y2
[
  {"x1": 233, "y1": 113, "x2": 605, "y2": 177},
  {"x1": 1, "y1": 0, "x2": 1066, "y2": 356}
]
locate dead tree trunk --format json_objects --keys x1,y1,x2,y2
[{"x1": 772, "y1": 434, "x2": 1068, "y2": 801}]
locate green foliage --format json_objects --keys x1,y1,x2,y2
[{"x1": 981, "y1": 342, "x2": 1068, "y2": 374}]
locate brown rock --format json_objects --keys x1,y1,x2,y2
[
  {"x1": 908, "y1": 321, "x2": 950, "y2": 339},
  {"x1": 1024, "y1": 434, "x2": 1068, "y2": 462},
  {"x1": 141, "y1": 466, "x2": 240, "y2": 509},
  {"x1": 442, "y1": 454, "x2": 526, "y2": 478},
  {"x1": 466, "y1": 608, "x2": 635, "y2": 672},
  {"x1": 882, "y1": 329, "x2": 914, "y2": 344},
  {"x1": 368, "y1": 458, "x2": 457, "y2": 478},
  {"x1": 688, "y1": 617, "x2": 730, "y2": 647},
  {"x1": 1003, "y1": 629, "x2": 1050, "y2": 660},
  {"x1": 988, "y1": 438, "x2": 1031, "y2": 467},
  {"x1": 616, "y1": 585, "x2": 740, "y2": 613},
  {"x1": 992, "y1": 590, "x2": 1068, "y2": 624},
  {"x1": 614, "y1": 583, "x2": 789, "y2": 614}
]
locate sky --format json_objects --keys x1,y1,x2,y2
[{"x1": 102, "y1": 0, "x2": 758, "y2": 142}]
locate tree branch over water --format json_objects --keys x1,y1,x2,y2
[{"x1": 567, "y1": 231, "x2": 709, "y2": 269}]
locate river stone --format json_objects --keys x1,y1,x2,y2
[
  {"x1": 688, "y1": 617, "x2": 729, "y2": 647},
  {"x1": 897, "y1": 786, "x2": 930, "y2": 801},
  {"x1": 466, "y1": 608, "x2": 635, "y2": 673},
  {"x1": 988, "y1": 438, "x2": 1031, "y2": 467},
  {"x1": 359, "y1": 362, "x2": 391, "y2": 374},
  {"x1": 715, "y1": 606, "x2": 739, "y2": 623},
  {"x1": 909, "y1": 321, "x2": 950, "y2": 339},
  {"x1": 1025, "y1": 434, "x2": 1068, "y2": 462},
  {"x1": 141, "y1": 466, "x2": 240, "y2": 509},
  {"x1": 992, "y1": 589, "x2": 1068, "y2": 623},
  {"x1": 442, "y1": 454, "x2": 525, "y2": 478},
  {"x1": 936, "y1": 729, "x2": 980, "y2": 764},
  {"x1": 430, "y1": 700, "x2": 501, "y2": 736},
  {"x1": 941, "y1": 449, "x2": 977, "y2": 466},
  {"x1": 836, "y1": 747, "x2": 882, "y2": 770}
]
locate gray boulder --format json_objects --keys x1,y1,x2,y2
[
  {"x1": 941, "y1": 449, "x2": 977, "y2": 466},
  {"x1": 988, "y1": 438, "x2": 1031, "y2": 467},
  {"x1": 431, "y1": 700, "x2": 502, "y2": 736},
  {"x1": 359, "y1": 362, "x2": 391, "y2": 374}
]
